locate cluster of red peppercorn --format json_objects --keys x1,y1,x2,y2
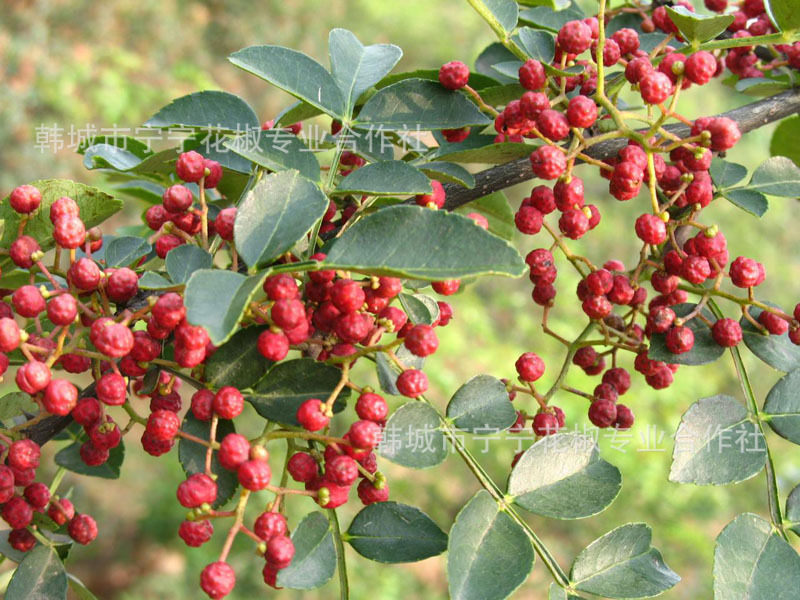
[
  {"x1": 435, "y1": 6, "x2": 800, "y2": 444},
  {"x1": 0, "y1": 437, "x2": 95, "y2": 552},
  {"x1": 1, "y1": 146, "x2": 467, "y2": 598}
]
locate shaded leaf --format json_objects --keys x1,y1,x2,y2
[
  {"x1": 246, "y1": 358, "x2": 350, "y2": 426},
  {"x1": 184, "y1": 269, "x2": 267, "y2": 346},
  {"x1": 508, "y1": 432, "x2": 622, "y2": 519},
  {"x1": 763, "y1": 367, "x2": 800, "y2": 445},
  {"x1": 103, "y1": 236, "x2": 152, "y2": 268},
  {"x1": 448, "y1": 490, "x2": 534, "y2": 600},
  {"x1": 669, "y1": 394, "x2": 766, "y2": 485},
  {"x1": 765, "y1": 0, "x2": 800, "y2": 34},
  {"x1": 570, "y1": 523, "x2": 680, "y2": 598},
  {"x1": 418, "y1": 162, "x2": 476, "y2": 188},
  {"x1": 178, "y1": 414, "x2": 238, "y2": 508},
  {"x1": 710, "y1": 157, "x2": 748, "y2": 189},
  {"x1": 475, "y1": 43, "x2": 518, "y2": 83},
  {"x1": 380, "y1": 401, "x2": 446, "y2": 469},
  {"x1": 454, "y1": 191, "x2": 515, "y2": 241},
  {"x1": 277, "y1": 511, "x2": 336, "y2": 589},
  {"x1": 548, "y1": 583, "x2": 587, "y2": 600},
  {"x1": 204, "y1": 325, "x2": 271, "y2": 389},
  {"x1": 143, "y1": 90, "x2": 259, "y2": 132},
  {"x1": 517, "y1": 28, "x2": 556, "y2": 62},
  {"x1": 786, "y1": 483, "x2": 800, "y2": 536},
  {"x1": 6, "y1": 545, "x2": 67, "y2": 600},
  {"x1": 665, "y1": 6, "x2": 734, "y2": 43},
  {"x1": 355, "y1": 79, "x2": 493, "y2": 131},
  {"x1": 714, "y1": 513, "x2": 800, "y2": 599},
  {"x1": 323, "y1": 205, "x2": 526, "y2": 279},
  {"x1": 769, "y1": 115, "x2": 800, "y2": 166},
  {"x1": 329, "y1": 29, "x2": 403, "y2": 114},
  {"x1": 229, "y1": 46, "x2": 345, "y2": 118},
  {"x1": 346, "y1": 502, "x2": 447, "y2": 563},
  {"x1": 446, "y1": 375, "x2": 517, "y2": 434},
  {"x1": 0, "y1": 392, "x2": 38, "y2": 422},
  {"x1": 334, "y1": 161, "x2": 432, "y2": 196},
  {"x1": 519, "y1": 5, "x2": 585, "y2": 31},
  {"x1": 138, "y1": 272, "x2": 175, "y2": 290},
  {"x1": 398, "y1": 293, "x2": 440, "y2": 326},
  {"x1": 723, "y1": 188, "x2": 768, "y2": 217},
  {"x1": 165, "y1": 245, "x2": 213, "y2": 285},
  {"x1": 224, "y1": 129, "x2": 321, "y2": 182},
  {"x1": 740, "y1": 305, "x2": 800, "y2": 372},
  {"x1": 746, "y1": 155, "x2": 800, "y2": 197},
  {"x1": 234, "y1": 170, "x2": 328, "y2": 268}
]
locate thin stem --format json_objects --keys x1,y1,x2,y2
[
  {"x1": 327, "y1": 508, "x2": 350, "y2": 600},
  {"x1": 708, "y1": 299, "x2": 787, "y2": 539},
  {"x1": 420, "y1": 395, "x2": 572, "y2": 589}
]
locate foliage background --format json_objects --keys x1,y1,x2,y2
[{"x1": 1, "y1": 0, "x2": 798, "y2": 598}]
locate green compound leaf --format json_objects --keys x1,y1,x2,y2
[
  {"x1": 745, "y1": 155, "x2": 800, "y2": 197},
  {"x1": 710, "y1": 157, "x2": 748, "y2": 190},
  {"x1": 517, "y1": 27, "x2": 556, "y2": 62},
  {"x1": 323, "y1": 205, "x2": 526, "y2": 280},
  {"x1": 203, "y1": 325, "x2": 271, "y2": 390},
  {"x1": 346, "y1": 502, "x2": 448, "y2": 563},
  {"x1": 714, "y1": 513, "x2": 800, "y2": 599},
  {"x1": 766, "y1": 0, "x2": 800, "y2": 34},
  {"x1": 770, "y1": 115, "x2": 800, "y2": 166},
  {"x1": 446, "y1": 375, "x2": 517, "y2": 434},
  {"x1": 669, "y1": 394, "x2": 766, "y2": 485},
  {"x1": 472, "y1": 0, "x2": 519, "y2": 35},
  {"x1": 648, "y1": 303, "x2": 724, "y2": 366},
  {"x1": 740, "y1": 305, "x2": 800, "y2": 372},
  {"x1": 229, "y1": 45, "x2": 346, "y2": 118},
  {"x1": 165, "y1": 244, "x2": 213, "y2": 285},
  {"x1": 398, "y1": 293, "x2": 440, "y2": 326},
  {"x1": 355, "y1": 79, "x2": 493, "y2": 131},
  {"x1": 277, "y1": 511, "x2": 336, "y2": 590},
  {"x1": 55, "y1": 440, "x2": 124, "y2": 480},
  {"x1": 763, "y1": 368, "x2": 800, "y2": 445},
  {"x1": 6, "y1": 545, "x2": 68, "y2": 600},
  {"x1": 184, "y1": 269, "x2": 268, "y2": 346},
  {"x1": 417, "y1": 162, "x2": 476, "y2": 188},
  {"x1": 0, "y1": 392, "x2": 38, "y2": 422},
  {"x1": 665, "y1": 6, "x2": 734, "y2": 44},
  {"x1": 245, "y1": 358, "x2": 350, "y2": 426},
  {"x1": 786, "y1": 483, "x2": 800, "y2": 536},
  {"x1": 178, "y1": 414, "x2": 238, "y2": 508},
  {"x1": 454, "y1": 191, "x2": 515, "y2": 241},
  {"x1": 380, "y1": 401, "x2": 446, "y2": 469},
  {"x1": 224, "y1": 130, "x2": 321, "y2": 182},
  {"x1": 448, "y1": 490, "x2": 534, "y2": 600},
  {"x1": 519, "y1": 5, "x2": 585, "y2": 32},
  {"x1": 328, "y1": 28, "x2": 403, "y2": 115},
  {"x1": 103, "y1": 236, "x2": 152, "y2": 268},
  {"x1": 235, "y1": 170, "x2": 328, "y2": 269},
  {"x1": 508, "y1": 432, "x2": 622, "y2": 519},
  {"x1": 333, "y1": 161, "x2": 432, "y2": 196},
  {"x1": 143, "y1": 90, "x2": 259, "y2": 133},
  {"x1": 570, "y1": 523, "x2": 680, "y2": 598},
  {"x1": 723, "y1": 188, "x2": 769, "y2": 217}
]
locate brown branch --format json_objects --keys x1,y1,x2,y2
[{"x1": 441, "y1": 89, "x2": 800, "y2": 210}]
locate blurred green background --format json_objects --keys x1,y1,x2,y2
[{"x1": 2, "y1": 0, "x2": 799, "y2": 598}]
